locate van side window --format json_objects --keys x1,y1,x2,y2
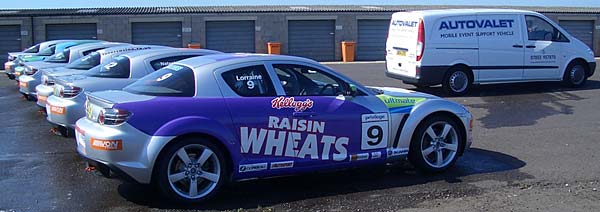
[{"x1": 525, "y1": 16, "x2": 568, "y2": 42}]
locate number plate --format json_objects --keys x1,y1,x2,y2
[
  {"x1": 361, "y1": 113, "x2": 389, "y2": 150},
  {"x1": 396, "y1": 51, "x2": 406, "y2": 56},
  {"x1": 49, "y1": 104, "x2": 65, "y2": 115}
]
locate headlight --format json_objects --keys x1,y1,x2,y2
[{"x1": 587, "y1": 48, "x2": 594, "y2": 56}]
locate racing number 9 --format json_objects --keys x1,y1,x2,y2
[{"x1": 361, "y1": 113, "x2": 389, "y2": 150}]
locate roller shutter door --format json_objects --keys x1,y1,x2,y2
[
  {"x1": 559, "y1": 20, "x2": 594, "y2": 50},
  {"x1": 357, "y1": 20, "x2": 390, "y2": 61},
  {"x1": 206, "y1": 21, "x2": 255, "y2": 53},
  {"x1": 0, "y1": 25, "x2": 21, "y2": 65},
  {"x1": 46, "y1": 23, "x2": 97, "y2": 40},
  {"x1": 132, "y1": 22, "x2": 182, "y2": 47},
  {"x1": 288, "y1": 20, "x2": 335, "y2": 61}
]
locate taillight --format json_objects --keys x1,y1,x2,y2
[
  {"x1": 25, "y1": 66, "x2": 38, "y2": 75},
  {"x1": 416, "y1": 19, "x2": 425, "y2": 62},
  {"x1": 42, "y1": 75, "x2": 55, "y2": 86},
  {"x1": 59, "y1": 85, "x2": 82, "y2": 98},
  {"x1": 98, "y1": 108, "x2": 131, "y2": 125}
]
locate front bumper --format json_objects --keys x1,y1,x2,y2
[
  {"x1": 75, "y1": 118, "x2": 174, "y2": 184},
  {"x1": 46, "y1": 94, "x2": 86, "y2": 129},
  {"x1": 18, "y1": 75, "x2": 41, "y2": 97},
  {"x1": 35, "y1": 84, "x2": 53, "y2": 108},
  {"x1": 385, "y1": 66, "x2": 448, "y2": 86}
]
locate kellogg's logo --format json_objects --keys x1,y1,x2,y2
[{"x1": 271, "y1": 96, "x2": 314, "y2": 112}]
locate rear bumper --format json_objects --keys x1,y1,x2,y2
[
  {"x1": 385, "y1": 66, "x2": 448, "y2": 86},
  {"x1": 35, "y1": 84, "x2": 54, "y2": 108}
]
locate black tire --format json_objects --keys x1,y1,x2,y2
[
  {"x1": 442, "y1": 67, "x2": 471, "y2": 96},
  {"x1": 562, "y1": 61, "x2": 587, "y2": 87},
  {"x1": 155, "y1": 137, "x2": 228, "y2": 204},
  {"x1": 408, "y1": 115, "x2": 464, "y2": 173}
]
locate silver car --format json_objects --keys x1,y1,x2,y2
[
  {"x1": 35, "y1": 45, "x2": 171, "y2": 108},
  {"x1": 46, "y1": 48, "x2": 222, "y2": 136},
  {"x1": 5, "y1": 40, "x2": 75, "y2": 79},
  {"x1": 18, "y1": 42, "x2": 128, "y2": 99}
]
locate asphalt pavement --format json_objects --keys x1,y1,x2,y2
[{"x1": 1, "y1": 61, "x2": 599, "y2": 211}]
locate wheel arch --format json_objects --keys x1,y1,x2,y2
[
  {"x1": 563, "y1": 58, "x2": 590, "y2": 79},
  {"x1": 447, "y1": 63, "x2": 474, "y2": 83}
]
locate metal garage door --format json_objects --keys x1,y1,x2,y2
[
  {"x1": 206, "y1": 21, "x2": 255, "y2": 53},
  {"x1": 132, "y1": 22, "x2": 182, "y2": 47},
  {"x1": 288, "y1": 20, "x2": 335, "y2": 61},
  {"x1": 46, "y1": 23, "x2": 97, "y2": 40},
  {"x1": 0, "y1": 25, "x2": 21, "y2": 65},
  {"x1": 559, "y1": 20, "x2": 594, "y2": 49},
  {"x1": 357, "y1": 20, "x2": 390, "y2": 61}
]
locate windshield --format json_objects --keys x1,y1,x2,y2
[
  {"x1": 84, "y1": 56, "x2": 130, "y2": 78},
  {"x1": 43, "y1": 49, "x2": 70, "y2": 63},
  {"x1": 66, "y1": 52, "x2": 101, "y2": 70},
  {"x1": 23, "y1": 44, "x2": 40, "y2": 53},
  {"x1": 37, "y1": 46, "x2": 56, "y2": 56},
  {"x1": 124, "y1": 64, "x2": 195, "y2": 97}
]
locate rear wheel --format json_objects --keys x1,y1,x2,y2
[
  {"x1": 442, "y1": 67, "x2": 471, "y2": 96},
  {"x1": 408, "y1": 115, "x2": 463, "y2": 172},
  {"x1": 155, "y1": 137, "x2": 227, "y2": 203},
  {"x1": 563, "y1": 61, "x2": 587, "y2": 87}
]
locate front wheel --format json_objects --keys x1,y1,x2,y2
[
  {"x1": 155, "y1": 137, "x2": 227, "y2": 203},
  {"x1": 408, "y1": 115, "x2": 463, "y2": 172},
  {"x1": 562, "y1": 62, "x2": 587, "y2": 87},
  {"x1": 442, "y1": 67, "x2": 471, "y2": 96}
]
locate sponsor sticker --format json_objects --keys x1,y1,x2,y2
[
  {"x1": 49, "y1": 104, "x2": 65, "y2": 115},
  {"x1": 37, "y1": 94, "x2": 48, "y2": 103},
  {"x1": 90, "y1": 138, "x2": 122, "y2": 151},
  {"x1": 270, "y1": 161, "x2": 294, "y2": 169},
  {"x1": 361, "y1": 113, "x2": 389, "y2": 150},
  {"x1": 239, "y1": 163, "x2": 268, "y2": 173},
  {"x1": 387, "y1": 148, "x2": 408, "y2": 157},
  {"x1": 271, "y1": 96, "x2": 314, "y2": 112},
  {"x1": 350, "y1": 153, "x2": 370, "y2": 161},
  {"x1": 371, "y1": 151, "x2": 382, "y2": 159}
]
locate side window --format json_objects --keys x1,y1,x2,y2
[
  {"x1": 272, "y1": 64, "x2": 348, "y2": 96},
  {"x1": 150, "y1": 55, "x2": 200, "y2": 71},
  {"x1": 525, "y1": 15, "x2": 568, "y2": 42},
  {"x1": 82, "y1": 48, "x2": 104, "y2": 56},
  {"x1": 221, "y1": 65, "x2": 276, "y2": 97}
]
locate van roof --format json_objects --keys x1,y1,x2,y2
[{"x1": 396, "y1": 8, "x2": 540, "y2": 16}]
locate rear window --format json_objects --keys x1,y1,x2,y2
[
  {"x1": 38, "y1": 46, "x2": 56, "y2": 56},
  {"x1": 44, "y1": 49, "x2": 70, "y2": 63},
  {"x1": 23, "y1": 44, "x2": 40, "y2": 53},
  {"x1": 66, "y1": 52, "x2": 101, "y2": 70},
  {"x1": 84, "y1": 56, "x2": 130, "y2": 78},
  {"x1": 124, "y1": 64, "x2": 195, "y2": 97}
]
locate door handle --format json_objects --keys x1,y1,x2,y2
[
  {"x1": 512, "y1": 44, "x2": 523, "y2": 48},
  {"x1": 526, "y1": 45, "x2": 536, "y2": 48},
  {"x1": 293, "y1": 112, "x2": 317, "y2": 117}
]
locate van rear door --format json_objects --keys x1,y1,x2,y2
[
  {"x1": 386, "y1": 12, "x2": 421, "y2": 78},
  {"x1": 477, "y1": 14, "x2": 525, "y2": 82}
]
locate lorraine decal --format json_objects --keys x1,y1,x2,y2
[
  {"x1": 90, "y1": 138, "x2": 122, "y2": 151},
  {"x1": 239, "y1": 163, "x2": 268, "y2": 173},
  {"x1": 270, "y1": 161, "x2": 294, "y2": 169},
  {"x1": 240, "y1": 116, "x2": 348, "y2": 161},
  {"x1": 271, "y1": 96, "x2": 314, "y2": 112},
  {"x1": 49, "y1": 104, "x2": 65, "y2": 115}
]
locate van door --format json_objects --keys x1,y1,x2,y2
[
  {"x1": 522, "y1": 15, "x2": 565, "y2": 80},
  {"x1": 477, "y1": 14, "x2": 524, "y2": 82}
]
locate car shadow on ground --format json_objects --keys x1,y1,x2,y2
[
  {"x1": 414, "y1": 80, "x2": 600, "y2": 98},
  {"x1": 116, "y1": 148, "x2": 530, "y2": 210}
]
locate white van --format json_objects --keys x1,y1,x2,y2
[{"x1": 385, "y1": 9, "x2": 596, "y2": 96}]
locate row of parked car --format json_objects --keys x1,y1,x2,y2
[{"x1": 5, "y1": 39, "x2": 472, "y2": 203}]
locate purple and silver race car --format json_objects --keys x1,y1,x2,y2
[{"x1": 76, "y1": 53, "x2": 473, "y2": 203}]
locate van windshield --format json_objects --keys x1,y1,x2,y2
[
  {"x1": 84, "y1": 56, "x2": 130, "y2": 78},
  {"x1": 66, "y1": 52, "x2": 101, "y2": 70}
]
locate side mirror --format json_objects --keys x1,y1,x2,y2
[{"x1": 345, "y1": 84, "x2": 358, "y2": 96}]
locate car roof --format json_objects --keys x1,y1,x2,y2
[
  {"x1": 65, "y1": 42, "x2": 126, "y2": 52},
  {"x1": 175, "y1": 53, "x2": 318, "y2": 69},
  {"x1": 96, "y1": 44, "x2": 169, "y2": 57},
  {"x1": 402, "y1": 8, "x2": 539, "y2": 16},
  {"x1": 119, "y1": 48, "x2": 222, "y2": 59}
]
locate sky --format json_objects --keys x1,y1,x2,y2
[{"x1": 1, "y1": 0, "x2": 599, "y2": 9}]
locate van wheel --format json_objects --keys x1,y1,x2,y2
[
  {"x1": 442, "y1": 67, "x2": 471, "y2": 96},
  {"x1": 408, "y1": 115, "x2": 463, "y2": 172},
  {"x1": 155, "y1": 137, "x2": 227, "y2": 203},
  {"x1": 563, "y1": 61, "x2": 587, "y2": 87}
]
